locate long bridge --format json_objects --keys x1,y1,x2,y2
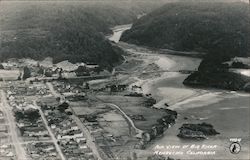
[
  {"x1": 113, "y1": 69, "x2": 195, "y2": 75},
  {"x1": 26, "y1": 69, "x2": 195, "y2": 83}
]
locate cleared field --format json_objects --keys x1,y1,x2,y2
[
  {"x1": 96, "y1": 95, "x2": 169, "y2": 131},
  {"x1": 70, "y1": 102, "x2": 108, "y2": 116},
  {"x1": 70, "y1": 100, "x2": 135, "y2": 158},
  {"x1": 0, "y1": 69, "x2": 20, "y2": 80},
  {"x1": 70, "y1": 101, "x2": 131, "y2": 136},
  {"x1": 38, "y1": 96, "x2": 58, "y2": 106},
  {"x1": 98, "y1": 111, "x2": 130, "y2": 137}
]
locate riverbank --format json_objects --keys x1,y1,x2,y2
[
  {"x1": 110, "y1": 24, "x2": 250, "y2": 160},
  {"x1": 122, "y1": 45, "x2": 250, "y2": 159}
]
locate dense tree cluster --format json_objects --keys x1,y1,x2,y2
[
  {"x1": 58, "y1": 102, "x2": 69, "y2": 113},
  {"x1": 0, "y1": 64, "x2": 4, "y2": 69},
  {"x1": 121, "y1": 2, "x2": 250, "y2": 91},
  {"x1": 14, "y1": 109, "x2": 40, "y2": 122},
  {"x1": 23, "y1": 66, "x2": 31, "y2": 80},
  {"x1": 121, "y1": 2, "x2": 250, "y2": 59},
  {"x1": 0, "y1": 1, "x2": 161, "y2": 69}
]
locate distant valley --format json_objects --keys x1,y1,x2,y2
[
  {"x1": 0, "y1": 1, "x2": 163, "y2": 69},
  {"x1": 121, "y1": 2, "x2": 250, "y2": 91}
]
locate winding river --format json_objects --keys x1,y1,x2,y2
[{"x1": 109, "y1": 24, "x2": 250, "y2": 160}]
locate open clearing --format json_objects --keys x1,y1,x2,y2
[
  {"x1": 70, "y1": 101, "x2": 130, "y2": 137},
  {"x1": 96, "y1": 95, "x2": 169, "y2": 131},
  {"x1": 0, "y1": 70, "x2": 20, "y2": 80},
  {"x1": 98, "y1": 110, "x2": 130, "y2": 137}
]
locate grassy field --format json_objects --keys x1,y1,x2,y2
[
  {"x1": 98, "y1": 110, "x2": 130, "y2": 137},
  {"x1": 0, "y1": 69, "x2": 20, "y2": 80},
  {"x1": 38, "y1": 96, "x2": 58, "y2": 107},
  {"x1": 96, "y1": 95, "x2": 169, "y2": 131},
  {"x1": 70, "y1": 100, "x2": 136, "y2": 159},
  {"x1": 70, "y1": 101, "x2": 107, "y2": 115},
  {"x1": 70, "y1": 101, "x2": 131, "y2": 135}
]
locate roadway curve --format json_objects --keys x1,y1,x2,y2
[{"x1": 106, "y1": 103, "x2": 144, "y2": 137}]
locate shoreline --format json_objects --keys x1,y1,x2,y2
[{"x1": 110, "y1": 24, "x2": 250, "y2": 160}]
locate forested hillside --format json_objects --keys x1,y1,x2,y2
[
  {"x1": 0, "y1": 1, "x2": 163, "y2": 69},
  {"x1": 121, "y1": 2, "x2": 250, "y2": 57},
  {"x1": 121, "y1": 2, "x2": 250, "y2": 91}
]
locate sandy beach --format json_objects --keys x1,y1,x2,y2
[
  {"x1": 132, "y1": 47, "x2": 250, "y2": 160},
  {"x1": 110, "y1": 24, "x2": 250, "y2": 160}
]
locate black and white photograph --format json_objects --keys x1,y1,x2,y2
[{"x1": 0, "y1": 0, "x2": 249, "y2": 159}]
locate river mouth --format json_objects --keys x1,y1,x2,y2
[{"x1": 109, "y1": 24, "x2": 250, "y2": 160}]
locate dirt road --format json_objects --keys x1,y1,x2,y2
[
  {"x1": 70, "y1": 115, "x2": 103, "y2": 160},
  {"x1": 107, "y1": 103, "x2": 144, "y2": 137},
  {"x1": 0, "y1": 90, "x2": 27, "y2": 160},
  {"x1": 33, "y1": 101, "x2": 66, "y2": 160},
  {"x1": 46, "y1": 82, "x2": 103, "y2": 160}
]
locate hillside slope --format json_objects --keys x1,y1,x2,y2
[
  {"x1": 0, "y1": 1, "x2": 162, "y2": 69},
  {"x1": 121, "y1": 2, "x2": 250, "y2": 91},
  {"x1": 121, "y1": 2, "x2": 250, "y2": 57}
]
